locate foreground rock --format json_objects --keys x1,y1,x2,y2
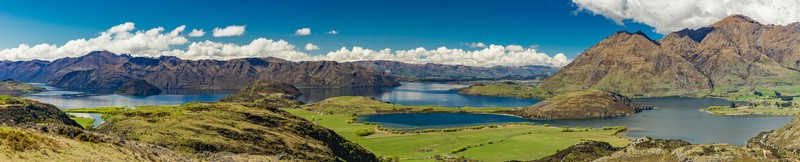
[
  {"x1": 114, "y1": 79, "x2": 162, "y2": 95},
  {"x1": 539, "y1": 15, "x2": 800, "y2": 97},
  {"x1": 532, "y1": 140, "x2": 620, "y2": 162},
  {"x1": 219, "y1": 80, "x2": 302, "y2": 108},
  {"x1": 0, "y1": 50, "x2": 400, "y2": 89},
  {"x1": 515, "y1": 90, "x2": 651, "y2": 119},
  {"x1": 0, "y1": 79, "x2": 45, "y2": 96}
]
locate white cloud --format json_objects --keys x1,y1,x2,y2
[
  {"x1": 294, "y1": 28, "x2": 311, "y2": 36},
  {"x1": 326, "y1": 30, "x2": 338, "y2": 34},
  {"x1": 212, "y1": 25, "x2": 245, "y2": 37},
  {"x1": 467, "y1": 42, "x2": 487, "y2": 48},
  {"x1": 0, "y1": 22, "x2": 188, "y2": 61},
  {"x1": 188, "y1": 29, "x2": 205, "y2": 37},
  {"x1": 0, "y1": 22, "x2": 570, "y2": 67},
  {"x1": 304, "y1": 43, "x2": 320, "y2": 51},
  {"x1": 572, "y1": 0, "x2": 800, "y2": 34}
]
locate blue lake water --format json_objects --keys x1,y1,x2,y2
[
  {"x1": 359, "y1": 97, "x2": 793, "y2": 145},
  {"x1": 22, "y1": 83, "x2": 229, "y2": 109},
  {"x1": 298, "y1": 82, "x2": 541, "y2": 107}
]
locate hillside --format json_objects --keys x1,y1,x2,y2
[
  {"x1": 515, "y1": 90, "x2": 651, "y2": 119},
  {"x1": 352, "y1": 60, "x2": 557, "y2": 82},
  {"x1": 0, "y1": 50, "x2": 400, "y2": 90},
  {"x1": 0, "y1": 79, "x2": 46, "y2": 96},
  {"x1": 457, "y1": 82, "x2": 553, "y2": 99},
  {"x1": 0, "y1": 96, "x2": 79, "y2": 127},
  {"x1": 219, "y1": 80, "x2": 303, "y2": 108},
  {"x1": 539, "y1": 15, "x2": 800, "y2": 97},
  {"x1": 114, "y1": 79, "x2": 162, "y2": 95}
]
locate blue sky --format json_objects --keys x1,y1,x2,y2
[{"x1": 0, "y1": 0, "x2": 661, "y2": 60}]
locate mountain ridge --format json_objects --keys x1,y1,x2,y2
[
  {"x1": 539, "y1": 14, "x2": 800, "y2": 97},
  {"x1": 0, "y1": 51, "x2": 401, "y2": 89}
]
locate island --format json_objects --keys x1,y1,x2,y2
[
  {"x1": 457, "y1": 82, "x2": 553, "y2": 99},
  {"x1": 514, "y1": 90, "x2": 652, "y2": 119},
  {"x1": 0, "y1": 79, "x2": 46, "y2": 96},
  {"x1": 114, "y1": 79, "x2": 162, "y2": 95}
]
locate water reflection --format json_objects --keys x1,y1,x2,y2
[{"x1": 23, "y1": 83, "x2": 228, "y2": 109}]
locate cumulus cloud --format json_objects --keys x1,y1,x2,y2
[
  {"x1": 304, "y1": 43, "x2": 320, "y2": 51},
  {"x1": 294, "y1": 28, "x2": 311, "y2": 36},
  {"x1": 326, "y1": 30, "x2": 338, "y2": 34},
  {"x1": 467, "y1": 42, "x2": 486, "y2": 48},
  {"x1": 572, "y1": 0, "x2": 800, "y2": 34},
  {"x1": 0, "y1": 22, "x2": 570, "y2": 67},
  {"x1": 0, "y1": 22, "x2": 188, "y2": 61},
  {"x1": 188, "y1": 29, "x2": 205, "y2": 37},
  {"x1": 212, "y1": 25, "x2": 245, "y2": 37}
]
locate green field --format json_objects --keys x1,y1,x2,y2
[
  {"x1": 702, "y1": 105, "x2": 799, "y2": 115},
  {"x1": 68, "y1": 115, "x2": 95, "y2": 128},
  {"x1": 283, "y1": 108, "x2": 630, "y2": 161}
]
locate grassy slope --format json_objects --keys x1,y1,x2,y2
[
  {"x1": 290, "y1": 96, "x2": 631, "y2": 161},
  {"x1": 458, "y1": 83, "x2": 553, "y2": 99},
  {"x1": 79, "y1": 102, "x2": 376, "y2": 161}
]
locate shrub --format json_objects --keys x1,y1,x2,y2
[{"x1": 355, "y1": 129, "x2": 375, "y2": 136}]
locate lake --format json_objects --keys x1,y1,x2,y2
[
  {"x1": 22, "y1": 83, "x2": 230, "y2": 109},
  {"x1": 22, "y1": 82, "x2": 794, "y2": 145},
  {"x1": 359, "y1": 97, "x2": 793, "y2": 145},
  {"x1": 297, "y1": 82, "x2": 541, "y2": 107}
]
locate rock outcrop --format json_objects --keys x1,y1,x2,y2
[
  {"x1": 515, "y1": 90, "x2": 651, "y2": 119},
  {"x1": 0, "y1": 51, "x2": 400, "y2": 90},
  {"x1": 114, "y1": 79, "x2": 162, "y2": 95},
  {"x1": 0, "y1": 79, "x2": 46, "y2": 96},
  {"x1": 539, "y1": 15, "x2": 800, "y2": 97}
]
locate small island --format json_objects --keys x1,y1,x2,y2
[
  {"x1": 0, "y1": 79, "x2": 46, "y2": 96},
  {"x1": 114, "y1": 79, "x2": 162, "y2": 95},
  {"x1": 457, "y1": 82, "x2": 553, "y2": 99},
  {"x1": 702, "y1": 90, "x2": 800, "y2": 115},
  {"x1": 514, "y1": 90, "x2": 652, "y2": 119}
]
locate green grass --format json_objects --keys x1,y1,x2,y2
[
  {"x1": 458, "y1": 83, "x2": 553, "y2": 99},
  {"x1": 284, "y1": 108, "x2": 630, "y2": 162},
  {"x1": 701, "y1": 105, "x2": 799, "y2": 115},
  {"x1": 68, "y1": 115, "x2": 95, "y2": 128}
]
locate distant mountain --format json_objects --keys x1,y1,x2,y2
[
  {"x1": 539, "y1": 15, "x2": 800, "y2": 97},
  {"x1": 351, "y1": 60, "x2": 558, "y2": 82},
  {"x1": 0, "y1": 51, "x2": 400, "y2": 89}
]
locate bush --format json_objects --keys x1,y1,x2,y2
[{"x1": 355, "y1": 129, "x2": 375, "y2": 136}]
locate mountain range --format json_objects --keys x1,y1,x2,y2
[
  {"x1": 0, "y1": 51, "x2": 400, "y2": 90},
  {"x1": 352, "y1": 60, "x2": 558, "y2": 82},
  {"x1": 539, "y1": 15, "x2": 800, "y2": 97}
]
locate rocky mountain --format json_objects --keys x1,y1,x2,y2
[
  {"x1": 114, "y1": 79, "x2": 162, "y2": 95},
  {"x1": 0, "y1": 51, "x2": 400, "y2": 90},
  {"x1": 539, "y1": 15, "x2": 800, "y2": 97},
  {"x1": 0, "y1": 79, "x2": 46, "y2": 96},
  {"x1": 352, "y1": 60, "x2": 558, "y2": 82},
  {"x1": 514, "y1": 90, "x2": 651, "y2": 119}
]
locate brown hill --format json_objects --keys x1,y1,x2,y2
[
  {"x1": 539, "y1": 15, "x2": 800, "y2": 97},
  {"x1": 0, "y1": 51, "x2": 400, "y2": 90},
  {"x1": 515, "y1": 90, "x2": 650, "y2": 119},
  {"x1": 0, "y1": 79, "x2": 46, "y2": 96}
]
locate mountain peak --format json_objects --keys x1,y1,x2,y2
[
  {"x1": 610, "y1": 31, "x2": 659, "y2": 45},
  {"x1": 711, "y1": 14, "x2": 761, "y2": 27}
]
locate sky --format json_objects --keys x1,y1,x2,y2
[{"x1": 0, "y1": 0, "x2": 798, "y2": 67}]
